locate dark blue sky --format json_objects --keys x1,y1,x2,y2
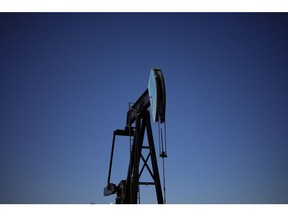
[{"x1": 0, "y1": 13, "x2": 288, "y2": 204}]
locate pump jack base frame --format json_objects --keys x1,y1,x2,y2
[{"x1": 104, "y1": 111, "x2": 164, "y2": 204}]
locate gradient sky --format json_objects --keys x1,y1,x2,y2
[{"x1": 0, "y1": 13, "x2": 288, "y2": 204}]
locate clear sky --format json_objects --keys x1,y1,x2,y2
[{"x1": 0, "y1": 13, "x2": 288, "y2": 204}]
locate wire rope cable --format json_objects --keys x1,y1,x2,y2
[
  {"x1": 161, "y1": 122, "x2": 167, "y2": 204},
  {"x1": 158, "y1": 113, "x2": 167, "y2": 204}
]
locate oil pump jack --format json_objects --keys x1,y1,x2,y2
[{"x1": 104, "y1": 68, "x2": 167, "y2": 204}]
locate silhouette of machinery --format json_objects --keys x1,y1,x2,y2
[{"x1": 104, "y1": 68, "x2": 167, "y2": 204}]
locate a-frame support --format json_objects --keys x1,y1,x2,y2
[{"x1": 121, "y1": 111, "x2": 164, "y2": 204}]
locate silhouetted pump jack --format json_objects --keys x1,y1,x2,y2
[{"x1": 104, "y1": 68, "x2": 167, "y2": 204}]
